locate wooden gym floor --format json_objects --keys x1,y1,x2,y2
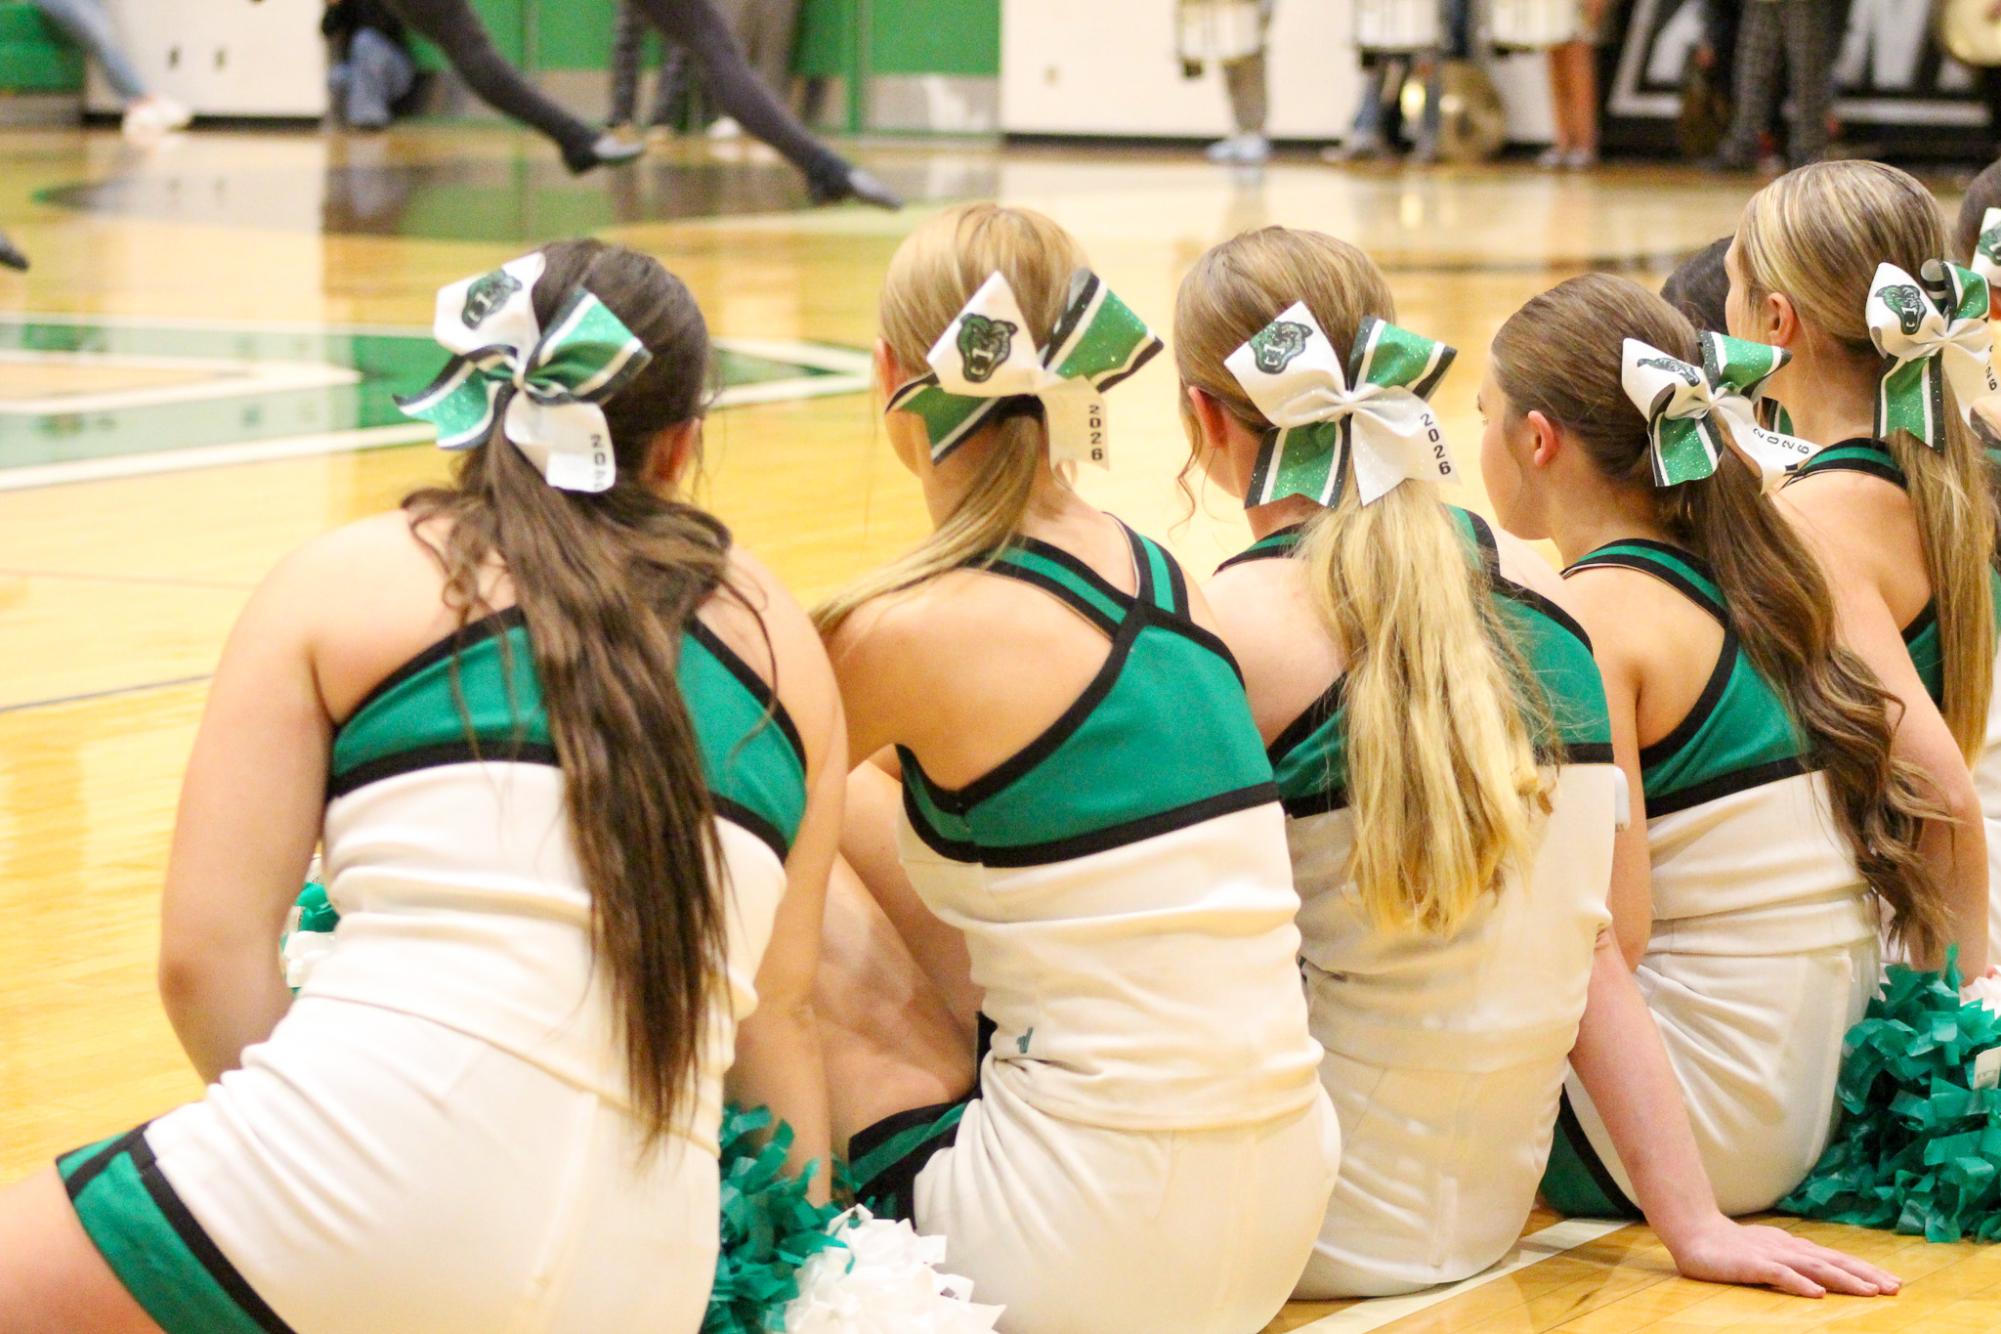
[{"x1": 2, "y1": 122, "x2": 1999, "y2": 1332}]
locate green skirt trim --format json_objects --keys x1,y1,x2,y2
[{"x1": 58, "y1": 1127, "x2": 294, "y2": 1334}]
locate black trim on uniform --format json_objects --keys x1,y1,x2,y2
[
  {"x1": 904, "y1": 782, "x2": 1280, "y2": 868},
  {"x1": 1565, "y1": 552, "x2": 1725, "y2": 624},
  {"x1": 848, "y1": 1016, "x2": 994, "y2": 1221},
  {"x1": 1163, "y1": 544, "x2": 1190, "y2": 618},
  {"x1": 1555, "y1": 1089, "x2": 1639, "y2": 1217},
  {"x1": 1122, "y1": 523, "x2": 1159, "y2": 610},
  {"x1": 980, "y1": 561, "x2": 1124, "y2": 637},
  {"x1": 1637, "y1": 633, "x2": 1737, "y2": 771},
  {"x1": 128, "y1": 1135, "x2": 298, "y2": 1334},
  {"x1": 1563, "y1": 742, "x2": 1617, "y2": 765},
  {"x1": 941, "y1": 615, "x2": 1146, "y2": 808},
  {"x1": 686, "y1": 619, "x2": 808, "y2": 767},
  {"x1": 1214, "y1": 524, "x2": 1306, "y2": 573},
  {"x1": 1790, "y1": 439, "x2": 1905, "y2": 490},
  {"x1": 1461, "y1": 510, "x2": 1502, "y2": 579},
  {"x1": 712, "y1": 796, "x2": 790, "y2": 864},
  {"x1": 60, "y1": 1127, "x2": 146, "y2": 1202},
  {"x1": 1268, "y1": 678, "x2": 1346, "y2": 768},
  {"x1": 1902, "y1": 600, "x2": 1939, "y2": 648},
  {"x1": 997, "y1": 535, "x2": 1140, "y2": 614},
  {"x1": 1490, "y1": 580, "x2": 1595, "y2": 653},
  {"x1": 336, "y1": 606, "x2": 526, "y2": 733},
  {"x1": 1139, "y1": 606, "x2": 1249, "y2": 685},
  {"x1": 1281, "y1": 785, "x2": 1351, "y2": 819},
  {"x1": 328, "y1": 739, "x2": 561, "y2": 800},
  {"x1": 1644, "y1": 755, "x2": 1811, "y2": 818}
]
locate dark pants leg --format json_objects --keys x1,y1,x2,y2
[
  {"x1": 609, "y1": 1, "x2": 646, "y2": 124},
  {"x1": 627, "y1": 0, "x2": 848, "y2": 184},
  {"x1": 1781, "y1": 0, "x2": 1832, "y2": 162},
  {"x1": 381, "y1": 0, "x2": 599, "y2": 164}
]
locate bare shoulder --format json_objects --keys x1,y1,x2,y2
[
  {"x1": 1558, "y1": 562, "x2": 1687, "y2": 670},
  {"x1": 1779, "y1": 468, "x2": 1916, "y2": 587},
  {"x1": 701, "y1": 546, "x2": 841, "y2": 761},
  {"x1": 1488, "y1": 526, "x2": 1578, "y2": 610},
  {"x1": 1202, "y1": 559, "x2": 1315, "y2": 675}
]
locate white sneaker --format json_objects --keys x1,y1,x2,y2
[
  {"x1": 1206, "y1": 132, "x2": 1270, "y2": 165},
  {"x1": 121, "y1": 95, "x2": 192, "y2": 141},
  {"x1": 1534, "y1": 145, "x2": 1566, "y2": 169},
  {"x1": 1563, "y1": 148, "x2": 1599, "y2": 170},
  {"x1": 707, "y1": 116, "x2": 743, "y2": 140}
]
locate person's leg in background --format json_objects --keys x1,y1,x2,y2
[
  {"x1": 29, "y1": 0, "x2": 189, "y2": 138},
  {"x1": 607, "y1": 1, "x2": 647, "y2": 141},
  {"x1": 1709, "y1": 0, "x2": 1781, "y2": 169},
  {"x1": 381, "y1": 0, "x2": 639, "y2": 171},
  {"x1": 1539, "y1": 42, "x2": 1575, "y2": 165},
  {"x1": 627, "y1": 0, "x2": 900, "y2": 205},
  {"x1": 1778, "y1": 0, "x2": 1831, "y2": 165},
  {"x1": 344, "y1": 27, "x2": 417, "y2": 130},
  {"x1": 743, "y1": 0, "x2": 803, "y2": 108},
  {"x1": 1212, "y1": 44, "x2": 1271, "y2": 163}
]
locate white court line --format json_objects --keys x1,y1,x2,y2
[
  {"x1": 1286, "y1": 1219, "x2": 1632, "y2": 1333},
  {"x1": 0, "y1": 365, "x2": 870, "y2": 493}
]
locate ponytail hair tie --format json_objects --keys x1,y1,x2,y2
[
  {"x1": 396, "y1": 251, "x2": 652, "y2": 494},
  {"x1": 1225, "y1": 301, "x2": 1456, "y2": 509},
  {"x1": 1620, "y1": 332, "x2": 1816, "y2": 493}
]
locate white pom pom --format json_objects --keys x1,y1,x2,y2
[
  {"x1": 280, "y1": 916, "x2": 336, "y2": 990},
  {"x1": 781, "y1": 1207, "x2": 1004, "y2": 1332},
  {"x1": 1961, "y1": 969, "x2": 2001, "y2": 1017}
]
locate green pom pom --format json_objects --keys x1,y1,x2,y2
[
  {"x1": 704, "y1": 1104, "x2": 851, "y2": 1334},
  {"x1": 1780, "y1": 949, "x2": 2001, "y2": 1242},
  {"x1": 295, "y1": 881, "x2": 338, "y2": 933}
]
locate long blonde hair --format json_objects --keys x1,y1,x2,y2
[
  {"x1": 1176, "y1": 227, "x2": 1546, "y2": 936},
  {"x1": 815, "y1": 204, "x2": 1087, "y2": 632},
  {"x1": 1494, "y1": 274, "x2": 1948, "y2": 958},
  {"x1": 1737, "y1": 160, "x2": 1998, "y2": 761}
]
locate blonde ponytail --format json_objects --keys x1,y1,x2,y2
[
  {"x1": 1177, "y1": 226, "x2": 1547, "y2": 935},
  {"x1": 1738, "y1": 159, "x2": 1998, "y2": 760},
  {"x1": 816, "y1": 204, "x2": 1089, "y2": 633}
]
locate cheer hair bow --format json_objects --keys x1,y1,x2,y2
[
  {"x1": 1620, "y1": 332, "x2": 1816, "y2": 493},
  {"x1": 1866, "y1": 259, "x2": 1999, "y2": 453},
  {"x1": 885, "y1": 269, "x2": 1163, "y2": 466},
  {"x1": 1225, "y1": 302, "x2": 1456, "y2": 508},
  {"x1": 1972, "y1": 207, "x2": 2001, "y2": 292},
  {"x1": 396, "y1": 251, "x2": 652, "y2": 493}
]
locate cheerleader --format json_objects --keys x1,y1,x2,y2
[
  {"x1": 0, "y1": 240, "x2": 844, "y2": 1331},
  {"x1": 1728, "y1": 160, "x2": 2000, "y2": 971},
  {"x1": 1489, "y1": 0, "x2": 1603, "y2": 168},
  {"x1": 812, "y1": 203, "x2": 1340, "y2": 1333},
  {"x1": 1173, "y1": 226, "x2": 1897, "y2": 1300},
  {"x1": 1486, "y1": 273, "x2": 1967, "y2": 1218}
]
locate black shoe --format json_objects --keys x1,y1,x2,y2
[
  {"x1": 809, "y1": 165, "x2": 903, "y2": 210},
  {"x1": 564, "y1": 131, "x2": 646, "y2": 175},
  {"x1": 0, "y1": 233, "x2": 29, "y2": 272}
]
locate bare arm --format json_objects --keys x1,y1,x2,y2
[
  {"x1": 158, "y1": 555, "x2": 331, "y2": 1083},
  {"x1": 1572, "y1": 593, "x2": 1655, "y2": 968},
  {"x1": 724, "y1": 563, "x2": 843, "y2": 1202},
  {"x1": 1571, "y1": 934, "x2": 1900, "y2": 1298}
]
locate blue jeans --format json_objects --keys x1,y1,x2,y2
[
  {"x1": 32, "y1": 0, "x2": 146, "y2": 101},
  {"x1": 331, "y1": 27, "x2": 416, "y2": 128}
]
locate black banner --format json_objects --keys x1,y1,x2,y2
[{"x1": 1602, "y1": 0, "x2": 1994, "y2": 158}]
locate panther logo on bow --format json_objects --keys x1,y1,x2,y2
[
  {"x1": 461, "y1": 269, "x2": 523, "y2": 329},
  {"x1": 1879, "y1": 284, "x2": 1927, "y2": 336},
  {"x1": 956, "y1": 313, "x2": 1018, "y2": 384},
  {"x1": 1635, "y1": 354, "x2": 1701, "y2": 386},
  {"x1": 1981, "y1": 225, "x2": 2001, "y2": 266},
  {"x1": 1249, "y1": 321, "x2": 1311, "y2": 375}
]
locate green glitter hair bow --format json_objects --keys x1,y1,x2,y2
[
  {"x1": 396, "y1": 250, "x2": 653, "y2": 493},
  {"x1": 1866, "y1": 259, "x2": 1999, "y2": 454},
  {"x1": 1621, "y1": 332, "x2": 1816, "y2": 492}
]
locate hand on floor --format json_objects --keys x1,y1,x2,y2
[{"x1": 1664, "y1": 1213, "x2": 1900, "y2": 1299}]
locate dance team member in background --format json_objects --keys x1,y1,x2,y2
[
  {"x1": 1489, "y1": 0, "x2": 1601, "y2": 168},
  {"x1": 378, "y1": 0, "x2": 899, "y2": 204},
  {"x1": 1179, "y1": 0, "x2": 1275, "y2": 165},
  {"x1": 1487, "y1": 275, "x2": 1966, "y2": 1218},
  {"x1": 0, "y1": 240, "x2": 844, "y2": 1332},
  {"x1": 29, "y1": 0, "x2": 190, "y2": 137},
  {"x1": 814, "y1": 203, "x2": 1339, "y2": 1333},
  {"x1": 1730, "y1": 161, "x2": 2001, "y2": 965},
  {"x1": 1174, "y1": 226, "x2": 1898, "y2": 1300}
]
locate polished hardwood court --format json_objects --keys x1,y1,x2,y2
[{"x1": 0, "y1": 121, "x2": 1992, "y2": 1332}]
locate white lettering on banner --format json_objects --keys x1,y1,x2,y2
[{"x1": 1639, "y1": 1, "x2": 1703, "y2": 86}]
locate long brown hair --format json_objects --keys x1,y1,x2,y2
[
  {"x1": 814, "y1": 204, "x2": 1087, "y2": 632},
  {"x1": 1494, "y1": 274, "x2": 1948, "y2": 956},
  {"x1": 1737, "y1": 160, "x2": 1998, "y2": 760},
  {"x1": 1177, "y1": 227, "x2": 1548, "y2": 936},
  {"x1": 405, "y1": 239, "x2": 739, "y2": 1143}
]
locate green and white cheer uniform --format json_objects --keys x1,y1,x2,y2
[
  {"x1": 847, "y1": 522, "x2": 1339, "y2": 1334},
  {"x1": 1542, "y1": 540, "x2": 1880, "y2": 1218},
  {"x1": 1225, "y1": 509, "x2": 1621, "y2": 1297},
  {"x1": 1789, "y1": 439, "x2": 2001, "y2": 965},
  {"x1": 60, "y1": 606, "x2": 807, "y2": 1333}
]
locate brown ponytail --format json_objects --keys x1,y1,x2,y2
[
  {"x1": 1494, "y1": 274, "x2": 1949, "y2": 957},
  {"x1": 404, "y1": 239, "x2": 743, "y2": 1144}
]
